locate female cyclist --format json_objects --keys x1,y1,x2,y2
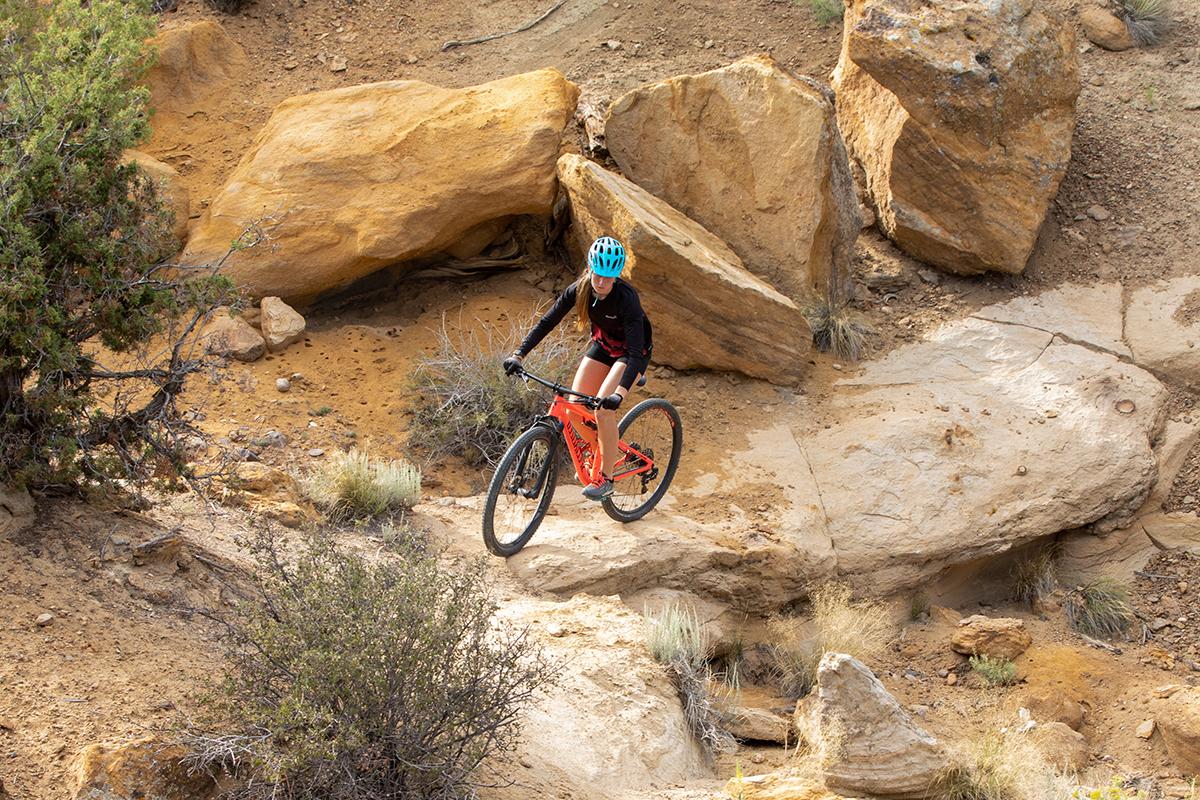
[{"x1": 503, "y1": 236, "x2": 652, "y2": 501}]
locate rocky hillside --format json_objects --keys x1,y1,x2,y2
[{"x1": 3, "y1": 0, "x2": 1200, "y2": 798}]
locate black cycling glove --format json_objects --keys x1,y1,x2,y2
[{"x1": 600, "y1": 393, "x2": 623, "y2": 410}]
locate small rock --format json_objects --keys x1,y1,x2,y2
[
  {"x1": 1149, "y1": 617, "x2": 1173, "y2": 632},
  {"x1": 1086, "y1": 205, "x2": 1112, "y2": 221},
  {"x1": 262, "y1": 430, "x2": 287, "y2": 448},
  {"x1": 290, "y1": 372, "x2": 304, "y2": 382},
  {"x1": 937, "y1": 668, "x2": 949, "y2": 678},
  {"x1": 946, "y1": 672, "x2": 958, "y2": 686},
  {"x1": 35, "y1": 612, "x2": 54, "y2": 627},
  {"x1": 1079, "y1": 5, "x2": 1135, "y2": 51},
  {"x1": 1136, "y1": 719, "x2": 1156, "y2": 739},
  {"x1": 918, "y1": 268, "x2": 942, "y2": 285},
  {"x1": 403, "y1": 54, "x2": 419, "y2": 65},
  {"x1": 283, "y1": 61, "x2": 298, "y2": 70},
  {"x1": 1179, "y1": 582, "x2": 1189, "y2": 594},
  {"x1": 545, "y1": 622, "x2": 565, "y2": 637},
  {"x1": 751, "y1": 752, "x2": 765, "y2": 764},
  {"x1": 275, "y1": 378, "x2": 291, "y2": 393},
  {"x1": 307, "y1": 448, "x2": 325, "y2": 458},
  {"x1": 703, "y1": 39, "x2": 715, "y2": 49},
  {"x1": 329, "y1": 55, "x2": 348, "y2": 72},
  {"x1": 604, "y1": 39, "x2": 623, "y2": 50}
]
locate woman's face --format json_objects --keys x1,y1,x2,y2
[{"x1": 590, "y1": 270, "x2": 615, "y2": 297}]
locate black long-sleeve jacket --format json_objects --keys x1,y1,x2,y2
[{"x1": 516, "y1": 279, "x2": 653, "y2": 390}]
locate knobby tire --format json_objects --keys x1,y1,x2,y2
[{"x1": 482, "y1": 425, "x2": 559, "y2": 557}]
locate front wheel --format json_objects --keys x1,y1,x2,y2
[
  {"x1": 482, "y1": 425, "x2": 559, "y2": 557},
  {"x1": 602, "y1": 398, "x2": 683, "y2": 523}
]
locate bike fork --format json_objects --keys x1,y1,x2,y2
[{"x1": 513, "y1": 423, "x2": 559, "y2": 499}]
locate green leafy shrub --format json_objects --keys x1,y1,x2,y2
[
  {"x1": 187, "y1": 530, "x2": 554, "y2": 800},
  {"x1": 645, "y1": 602, "x2": 734, "y2": 758},
  {"x1": 770, "y1": 582, "x2": 894, "y2": 698},
  {"x1": 1115, "y1": 0, "x2": 1171, "y2": 46},
  {"x1": 0, "y1": 0, "x2": 238, "y2": 489},
  {"x1": 969, "y1": 654, "x2": 1017, "y2": 687},
  {"x1": 1065, "y1": 579, "x2": 1134, "y2": 639},
  {"x1": 407, "y1": 315, "x2": 575, "y2": 466},
  {"x1": 802, "y1": 297, "x2": 874, "y2": 361},
  {"x1": 302, "y1": 448, "x2": 421, "y2": 522}
]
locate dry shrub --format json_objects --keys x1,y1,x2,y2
[
  {"x1": 302, "y1": 448, "x2": 421, "y2": 522},
  {"x1": 770, "y1": 582, "x2": 895, "y2": 698},
  {"x1": 807, "y1": 0, "x2": 844, "y2": 26},
  {"x1": 938, "y1": 727, "x2": 1073, "y2": 800},
  {"x1": 1064, "y1": 579, "x2": 1133, "y2": 639},
  {"x1": 644, "y1": 602, "x2": 735, "y2": 759},
  {"x1": 1115, "y1": 0, "x2": 1171, "y2": 46},
  {"x1": 1011, "y1": 548, "x2": 1058, "y2": 606},
  {"x1": 802, "y1": 297, "x2": 874, "y2": 361},
  {"x1": 203, "y1": 0, "x2": 253, "y2": 12},
  {"x1": 407, "y1": 315, "x2": 575, "y2": 467},
  {"x1": 186, "y1": 529, "x2": 555, "y2": 800}
]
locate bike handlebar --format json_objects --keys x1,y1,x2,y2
[{"x1": 512, "y1": 366, "x2": 604, "y2": 408}]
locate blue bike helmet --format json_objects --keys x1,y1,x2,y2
[{"x1": 587, "y1": 236, "x2": 626, "y2": 277}]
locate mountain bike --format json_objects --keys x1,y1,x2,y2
[{"x1": 481, "y1": 366, "x2": 683, "y2": 557}]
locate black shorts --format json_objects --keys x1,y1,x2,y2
[{"x1": 584, "y1": 340, "x2": 651, "y2": 376}]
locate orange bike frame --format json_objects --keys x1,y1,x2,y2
[{"x1": 545, "y1": 394, "x2": 655, "y2": 486}]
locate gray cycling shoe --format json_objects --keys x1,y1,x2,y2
[{"x1": 581, "y1": 478, "x2": 613, "y2": 501}]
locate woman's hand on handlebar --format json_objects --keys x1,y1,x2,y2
[{"x1": 502, "y1": 354, "x2": 524, "y2": 376}]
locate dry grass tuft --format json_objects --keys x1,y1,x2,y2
[
  {"x1": 938, "y1": 727, "x2": 1074, "y2": 800},
  {"x1": 1115, "y1": 0, "x2": 1171, "y2": 46},
  {"x1": 303, "y1": 448, "x2": 421, "y2": 522},
  {"x1": 645, "y1": 602, "x2": 735, "y2": 759},
  {"x1": 1064, "y1": 579, "x2": 1134, "y2": 639},
  {"x1": 802, "y1": 297, "x2": 874, "y2": 361},
  {"x1": 770, "y1": 582, "x2": 895, "y2": 698},
  {"x1": 969, "y1": 654, "x2": 1017, "y2": 687},
  {"x1": 1011, "y1": 548, "x2": 1058, "y2": 606}
]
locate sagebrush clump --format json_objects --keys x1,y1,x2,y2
[
  {"x1": 302, "y1": 448, "x2": 421, "y2": 522},
  {"x1": 187, "y1": 530, "x2": 554, "y2": 800},
  {"x1": 770, "y1": 582, "x2": 895, "y2": 698},
  {"x1": 407, "y1": 316, "x2": 575, "y2": 466},
  {"x1": 807, "y1": 0, "x2": 845, "y2": 26}
]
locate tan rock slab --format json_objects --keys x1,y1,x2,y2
[
  {"x1": 259, "y1": 296, "x2": 306, "y2": 352},
  {"x1": 556, "y1": 153, "x2": 809, "y2": 383},
  {"x1": 202, "y1": 314, "x2": 265, "y2": 362},
  {"x1": 1080, "y1": 6, "x2": 1135, "y2": 51},
  {"x1": 122, "y1": 150, "x2": 191, "y2": 247},
  {"x1": 0, "y1": 485, "x2": 35, "y2": 540},
  {"x1": 1031, "y1": 721, "x2": 1088, "y2": 772},
  {"x1": 70, "y1": 737, "x2": 215, "y2": 800},
  {"x1": 183, "y1": 70, "x2": 579, "y2": 304},
  {"x1": 952, "y1": 615, "x2": 1032, "y2": 660},
  {"x1": 723, "y1": 705, "x2": 792, "y2": 744},
  {"x1": 973, "y1": 283, "x2": 1130, "y2": 358},
  {"x1": 606, "y1": 54, "x2": 860, "y2": 298},
  {"x1": 1126, "y1": 277, "x2": 1200, "y2": 388},
  {"x1": 1139, "y1": 512, "x2": 1200, "y2": 554},
  {"x1": 724, "y1": 771, "x2": 844, "y2": 800},
  {"x1": 1057, "y1": 525, "x2": 1158, "y2": 585},
  {"x1": 1157, "y1": 687, "x2": 1200, "y2": 778},
  {"x1": 833, "y1": 0, "x2": 1079, "y2": 275},
  {"x1": 1136, "y1": 719, "x2": 1156, "y2": 739},
  {"x1": 794, "y1": 653, "x2": 949, "y2": 799},
  {"x1": 1017, "y1": 686, "x2": 1085, "y2": 730},
  {"x1": 145, "y1": 21, "x2": 247, "y2": 114}
]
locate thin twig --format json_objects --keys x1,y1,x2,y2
[
  {"x1": 441, "y1": 0, "x2": 567, "y2": 50},
  {"x1": 1079, "y1": 634, "x2": 1122, "y2": 654}
]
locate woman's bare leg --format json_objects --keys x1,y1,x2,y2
[{"x1": 595, "y1": 363, "x2": 629, "y2": 477}]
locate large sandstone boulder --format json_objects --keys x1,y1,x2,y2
[
  {"x1": 832, "y1": 0, "x2": 1079, "y2": 275},
  {"x1": 70, "y1": 737, "x2": 215, "y2": 800},
  {"x1": 794, "y1": 653, "x2": 949, "y2": 798},
  {"x1": 1030, "y1": 721, "x2": 1088, "y2": 773},
  {"x1": 145, "y1": 21, "x2": 247, "y2": 114},
  {"x1": 122, "y1": 150, "x2": 191, "y2": 246},
  {"x1": 183, "y1": 71, "x2": 579, "y2": 304},
  {"x1": 556, "y1": 153, "x2": 809, "y2": 383},
  {"x1": 494, "y1": 595, "x2": 709, "y2": 797},
  {"x1": 1157, "y1": 687, "x2": 1200, "y2": 778},
  {"x1": 1125, "y1": 276, "x2": 1200, "y2": 387},
  {"x1": 605, "y1": 55, "x2": 860, "y2": 298},
  {"x1": 951, "y1": 615, "x2": 1032, "y2": 660}
]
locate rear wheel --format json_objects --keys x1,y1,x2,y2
[
  {"x1": 602, "y1": 398, "x2": 683, "y2": 523},
  {"x1": 482, "y1": 425, "x2": 559, "y2": 556}
]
